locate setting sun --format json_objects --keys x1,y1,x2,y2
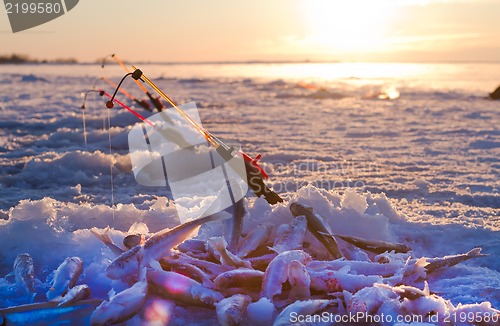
[{"x1": 302, "y1": 0, "x2": 396, "y2": 53}]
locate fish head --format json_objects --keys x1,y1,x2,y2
[
  {"x1": 90, "y1": 301, "x2": 121, "y2": 326},
  {"x1": 68, "y1": 257, "x2": 84, "y2": 274},
  {"x1": 69, "y1": 256, "x2": 83, "y2": 266},
  {"x1": 106, "y1": 245, "x2": 142, "y2": 281},
  {"x1": 123, "y1": 234, "x2": 142, "y2": 249},
  {"x1": 289, "y1": 202, "x2": 313, "y2": 217}
]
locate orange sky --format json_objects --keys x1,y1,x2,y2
[{"x1": 1, "y1": 0, "x2": 499, "y2": 62}]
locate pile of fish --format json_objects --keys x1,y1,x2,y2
[{"x1": 2, "y1": 201, "x2": 499, "y2": 325}]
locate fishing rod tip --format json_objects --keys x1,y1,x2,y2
[
  {"x1": 132, "y1": 69, "x2": 143, "y2": 80},
  {"x1": 106, "y1": 101, "x2": 114, "y2": 109}
]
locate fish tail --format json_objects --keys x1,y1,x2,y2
[
  {"x1": 423, "y1": 281, "x2": 430, "y2": 296},
  {"x1": 91, "y1": 227, "x2": 115, "y2": 246},
  {"x1": 467, "y1": 247, "x2": 488, "y2": 257},
  {"x1": 267, "y1": 246, "x2": 279, "y2": 254},
  {"x1": 210, "y1": 237, "x2": 227, "y2": 252}
]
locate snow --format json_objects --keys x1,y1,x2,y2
[
  {"x1": 0, "y1": 62, "x2": 499, "y2": 324},
  {"x1": 246, "y1": 297, "x2": 275, "y2": 324}
]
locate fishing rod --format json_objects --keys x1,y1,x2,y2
[
  {"x1": 101, "y1": 77, "x2": 152, "y2": 112},
  {"x1": 106, "y1": 67, "x2": 283, "y2": 205},
  {"x1": 102, "y1": 54, "x2": 164, "y2": 111}
]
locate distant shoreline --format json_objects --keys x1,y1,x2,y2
[
  {"x1": 2, "y1": 60, "x2": 500, "y2": 66},
  {"x1": 1, "y1": 53, "x2": 499, "y2": 65},
  {"x1": 0, "y1": 54, "x2": 77, "y2": 65}
]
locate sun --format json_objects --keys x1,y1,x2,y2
[{"x1": 302, "y1": 0, "x2": 396, "y2": 53}]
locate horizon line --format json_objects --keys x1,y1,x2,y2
[{"x1": 2, "y1": 59, "x2": 500, "y2": 65}]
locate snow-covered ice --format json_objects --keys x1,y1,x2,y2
[{"x1": 0, "y1": 62, "x2": 498, "y2": 324}]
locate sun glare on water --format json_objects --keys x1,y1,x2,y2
[{"x1": 302, "y1": 0, "x2": 396, "y2": 53}]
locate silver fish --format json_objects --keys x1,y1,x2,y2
[
  {"x1": 289, "y1": 202, "x2": 342, "y2": 259},
  {"x1": 216, "y1": 294, "x2": 251, "y2": 326},
  {"x1": 105, "y1": 245, "x2": 142, "y2": 283},
  {"x1": 51, "y1": 284, "x2": 91, "y2": 307},
  {"x1": 375, "y1": 281, "x2": 430, "y2": 301},
  {"x1": 214, "y1": 268, "x2": 264, "y2": 290},
  {"x1": 91, "y1": 268, "x2": 148, "y2": 325},
  {"x1": 106, "y1": 212, "x2": 230, "y2": 281},
  {"x1": 307, "y1": 259, "x2": 403, "y2": 278},
  {"x1": 46, "y1": 257, "x2": 83, "y2": 301},
  {"x1": 175, "y1": 252, "x2": 231, "y2": 276},
  {"x1": 424, "y1": 247, "x2": 488, "y2": 273},
  {"x1": 308, "y1": 265, "x2": 382, "y2": 294},
  {"x1": 271, "y1": 216, "x2": 307, "y2": 254},
  {"x1": 13, "y1": 253, "x2": 36, "y2": 302},
  {"x1": 176, "y1": 239, "x2": 208, "y2": 254},
  {"x1": 147, "y1": 269, "x2": 223, "y2": 306},
  {"x1": 143, "y1": 213, "x2": 230, "y2": 262},
  {"x1": 208, "y1": 237, "x2": 252, "y2": 269},
  {"x1": 261, "y1": 250, "x2": 312, "y2": 301},
  {"x1": 162, "y1": 260, "x2": 214, "y2": 288},
  {"x1": 329, "y1": 233, "x2": 412, "y2": 254},
  {"x1": 236, "y1": 224, "x2": 272, "y2": 258},
  {"x1": 247, "y1": 253, "x2": 278, "y2": 271}
]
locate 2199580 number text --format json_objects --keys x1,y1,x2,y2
[{"x1": 5, "y1": 2, "x2": 61, "y2": 14}]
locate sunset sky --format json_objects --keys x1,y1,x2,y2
[{"x1": 1, "y1": 0, "x2": 499, "y2": 62}]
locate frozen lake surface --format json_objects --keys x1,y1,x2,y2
[{"x1": 0, "y1": 62, "x2": 499, "y2": 323}]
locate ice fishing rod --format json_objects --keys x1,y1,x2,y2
[
  {"x1": 102, "y1": 54, "x2": 164, "y2": 111},
  {"x1": 107, "y1": 68, "x2": 283, "y2": 205},
  {"x1": 101, "y1": 77, "x2": 152, "y2": 112}
]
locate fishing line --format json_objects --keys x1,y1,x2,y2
[
  {"x1": 81, "y1": 88, "x2": 156, "y2": 218},
  {"x1": 80, "y1": 88, "x2": 103, "y2": 149},
  {"x1": 107, "y1": 105, "x2": 115, "y2": 220},
  {"x1": 82, "y1": 110, "x2": 87, "y2": 149}
]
